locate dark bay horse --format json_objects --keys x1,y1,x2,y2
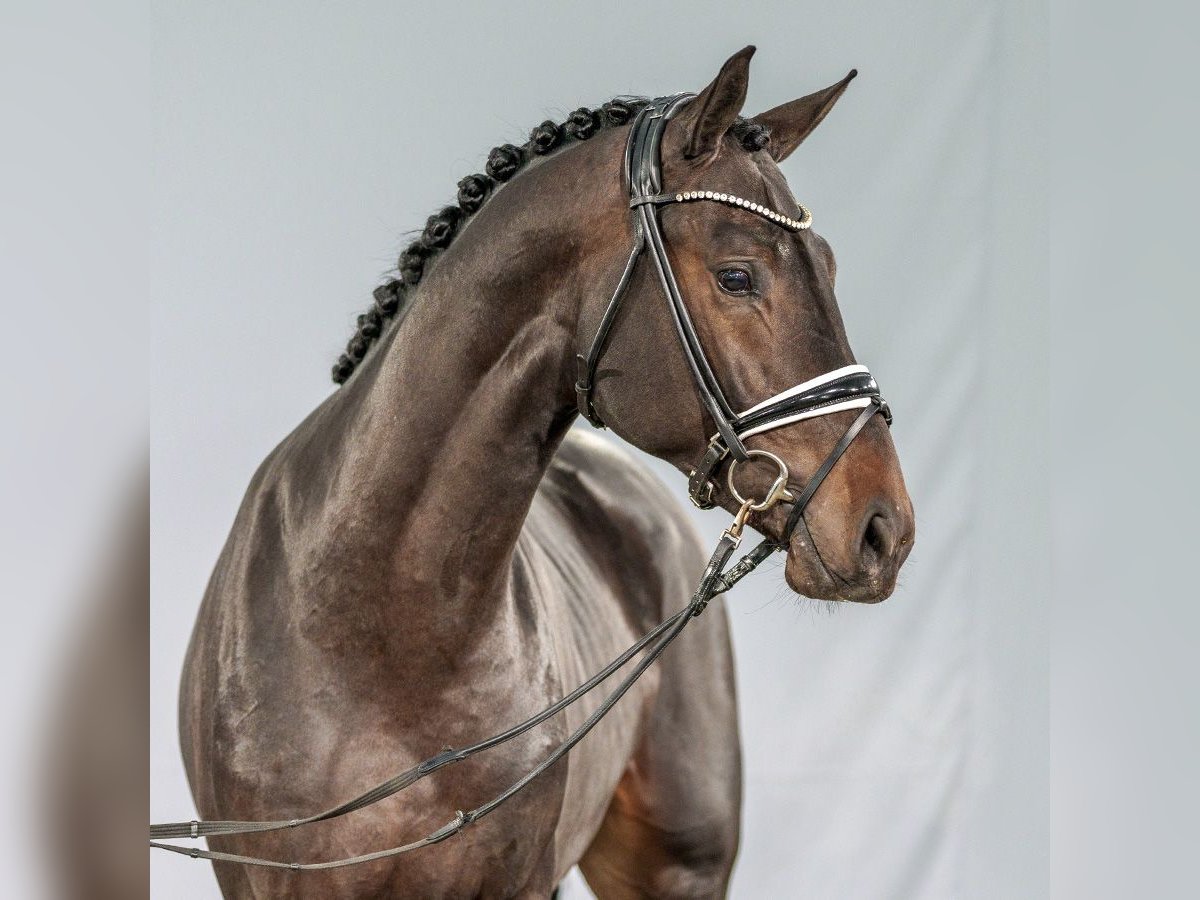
[{"x1": 177, "y1": 47, "x2": 914, "y2": 899}]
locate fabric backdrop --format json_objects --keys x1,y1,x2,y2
[{"x1": 150, "y1": 2, "x2": 1047, "y2": 896}]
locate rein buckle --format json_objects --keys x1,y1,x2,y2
[{"x1": 723, "y1": 499, "x2": 756, "y2": 547}]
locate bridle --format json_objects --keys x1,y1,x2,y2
[
  {"x1": 576, "y1": 92, "x2": 890, "y2": 521},
  {"x1": 150, "y1": 95, "x2": 892, "y2": 871}
]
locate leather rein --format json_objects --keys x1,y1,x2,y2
[{"x1": 150, "y1": 94, "x2": 891, "y2": 871}]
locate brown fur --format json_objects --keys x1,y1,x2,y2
[{"x1": 179, "y1": 48, "x2": 914, "y2": 899}]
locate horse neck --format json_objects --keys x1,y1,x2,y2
[{"x1": 317, "y1": 134, "x2": 625, "y2": 616}]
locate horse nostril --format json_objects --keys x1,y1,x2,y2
[{"x1": 860, "y1": 512, "x2": 896, "y2": 571}]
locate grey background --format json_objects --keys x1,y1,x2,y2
[
  {"x1": 147, "y1": 1, "x2": 1049, "y2": 897},
  {"x1": 5, "y1": 1, "x2": 1197, "y2": 898}
]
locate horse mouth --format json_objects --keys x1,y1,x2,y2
[{"x1": 780, "y1": 516, "x2": 900, "y2": 604}]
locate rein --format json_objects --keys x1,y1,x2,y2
[
  {"x1": 151, "y1": 94, "x2": 890, "y2": 871},
  {"x1": 153, "y1": 513, "x2": 763, "y2": 869}
]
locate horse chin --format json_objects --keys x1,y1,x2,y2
[{"x1": 782, "y1": 535, "x2": 897, "y2": 604}]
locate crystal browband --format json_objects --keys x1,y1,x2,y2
[{"x1": 631, "y1": 189, "x2": 812, "y2": 231}]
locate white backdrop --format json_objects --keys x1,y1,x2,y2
[{"x1": 150, "y1": 2, "x2": 1048, "y2": 897}]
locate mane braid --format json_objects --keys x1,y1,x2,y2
[{"x1": 330, "y1": 100, "x2": 771, "y2": 384}]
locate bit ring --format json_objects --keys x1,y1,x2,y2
[{"x1": 727, "y1": 450, "x2": 795, "y2": 512}]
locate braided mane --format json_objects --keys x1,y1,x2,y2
[{"x1": 331, "y1": 99, "x2": 770, "y2": 384}]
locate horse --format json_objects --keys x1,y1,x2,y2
[{"x1": 174, "y1": 46, "x2": 915, "y2": 899}]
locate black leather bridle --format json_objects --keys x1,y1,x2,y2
[
  {"x1": 150, "y1": 94, "x2": 894, "y2": 872},
  {"x1": 576, "y1": 93, "x2": 890, "y2": 528}
]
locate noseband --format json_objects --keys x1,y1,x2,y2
[
  {"x1": 576, "y1": 94, "x2": 890, "y2": 531},
  {"x1": 151, "y1": 94, "x2": 895, "y2": 872}
]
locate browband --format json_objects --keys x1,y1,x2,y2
[
  {"x1": 632, "y1": 189, "x2": 812, "y2": 232},
  {"x1": 575, "y1": 94, "x2": 891, "y2": 523}
]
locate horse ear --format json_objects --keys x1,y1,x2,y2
[
  {"x1": 676, "y1": 45, "x2": 756, "y2": 161},
  {"x1": 750, "y1": 69, "x2": 857, "y2": 163}
]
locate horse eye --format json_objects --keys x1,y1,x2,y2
[{"x1": 717, "y1": 268, "x2": 752, "y2": 295}]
